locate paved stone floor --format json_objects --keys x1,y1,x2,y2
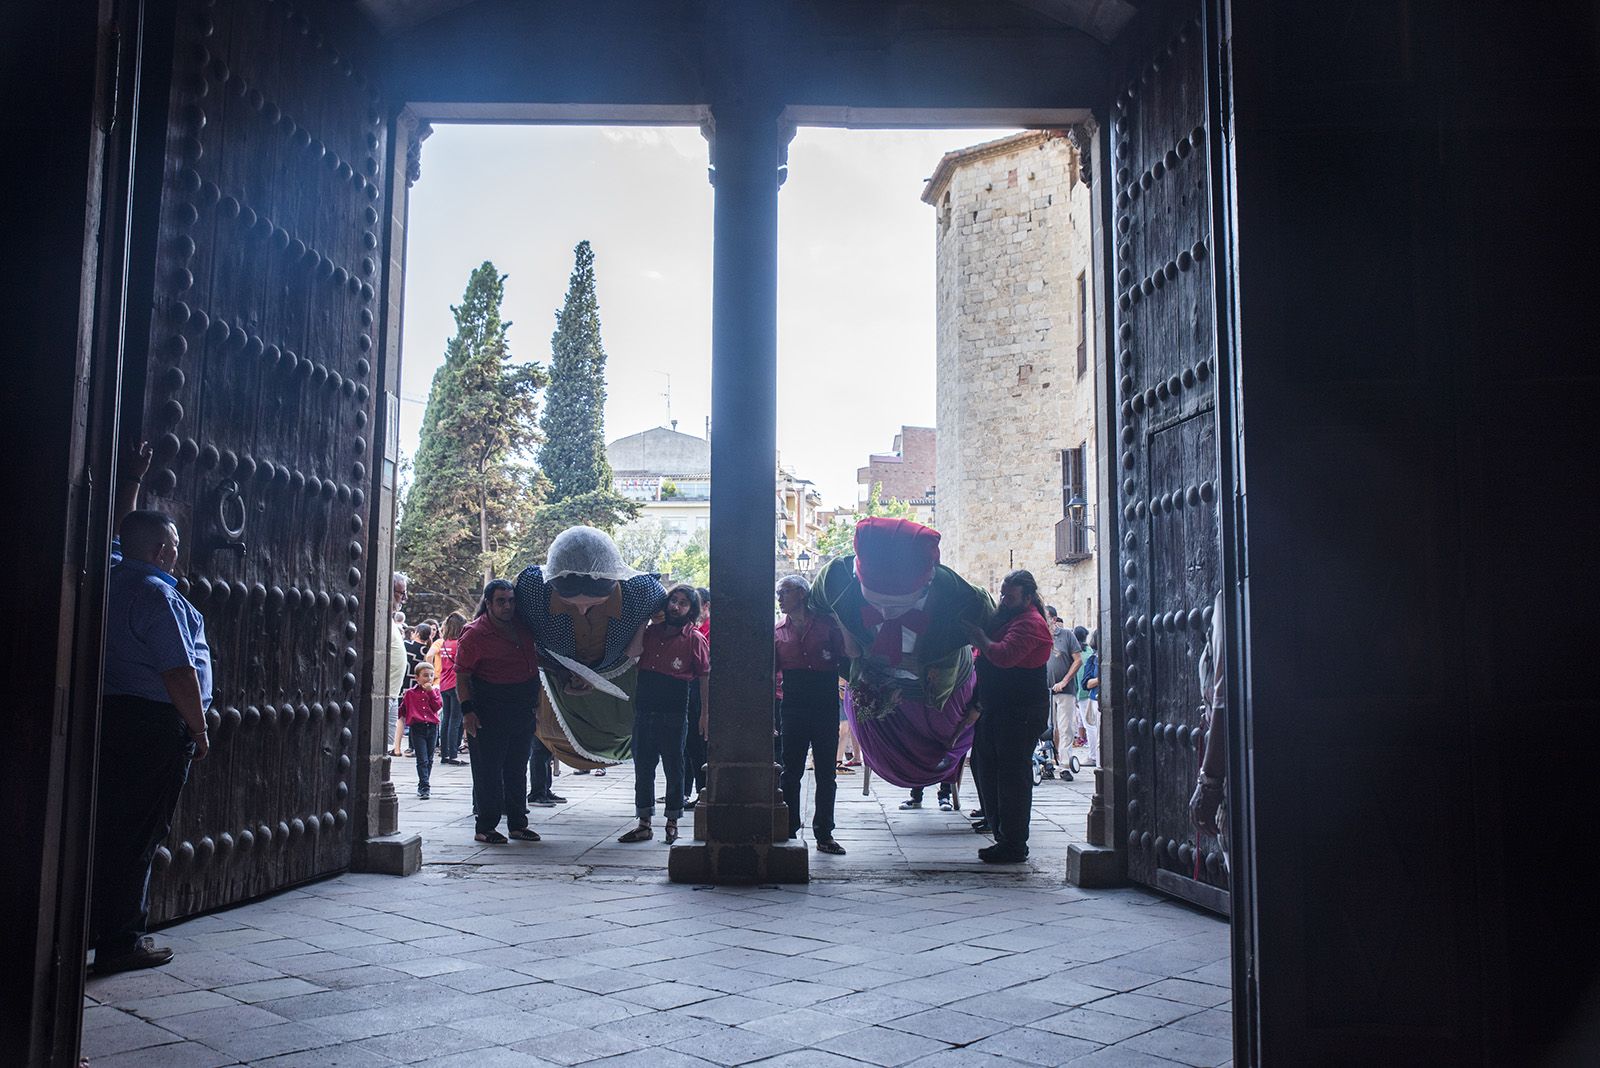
[{"x1": 83, "y1": 753, "x2": 1232, "y2": 1067}]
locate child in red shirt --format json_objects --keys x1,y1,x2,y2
[{"x1": 400, "y1": 662, "x2": 443, "y2": 799}]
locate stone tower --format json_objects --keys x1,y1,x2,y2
[{"x1": 924, "y1": 130, "x2": 1100, "y2": 625}]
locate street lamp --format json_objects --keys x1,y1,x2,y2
[
  {"x1": 797, "y1": 549, "x2": 813, "y2": 573},
  {"x1": 1067, "y1": 493, "x2": 1097, "y2": 550}
]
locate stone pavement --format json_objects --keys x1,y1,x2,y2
[{"x1": 83, "y1": 751, "x2": 1232, "y2": 1067}]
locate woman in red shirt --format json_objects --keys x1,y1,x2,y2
[
  {"x1": 963, "y1": 569, "x2": 1054, "y2": 864},
  {"x1": 456, "y1": 580, "x2": 542, "y2": 844},
  {"x1": 431, "y1": 611, "x2": 466, "y2": 764}
]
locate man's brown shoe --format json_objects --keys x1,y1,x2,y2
[{"x1": 92, "y1": 937, "x2": 173, "y2": 975}]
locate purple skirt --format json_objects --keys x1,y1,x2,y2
[{"x1": 845, "y1": 671, "x2": 977, "y2": 789}]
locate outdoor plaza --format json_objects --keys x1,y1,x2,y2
[{"x1": 82, "y1": 762, "x2": 1230, "y2": 1067}]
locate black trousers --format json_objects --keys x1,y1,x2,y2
[
  {"x1": 528, "y1": 734, "x2": 553, "y2": 800},
  {"x1": 780, "y1": 697, "x2": 840, "y2": 838},
  {"x1": 971, "y1": 703, "x2": 1049, "y2": 852},
  {"x1": 90, "y1": 695, "x2": 193, "y2": 956},
  {"x1": 467, "y1": 680, "x2": 537, "y2": 835},
  {"x1": 681, "y1": 678, "x2": 707, "y2": 797}
]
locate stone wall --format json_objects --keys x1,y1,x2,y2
[{"x1": 931, "y1": 132, "x2": 1100, "y2": 627}]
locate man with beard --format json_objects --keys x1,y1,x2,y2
[
  {"x1": 619, "y1": 585, "x2": 709, "y2": 845},
  {"x1": 775, "y1": 574, "x2": 848, "y2": 855},
  {"x1": 963, "y1": 570, "x2": 1054, "y2": 864}
]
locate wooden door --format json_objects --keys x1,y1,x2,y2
[
  {"x1": 1108, "y1": 0, "x2": 1230, "y2": 913},
  {"x1": 130, "y1": 0, "x2": 386, "y2": 922}
]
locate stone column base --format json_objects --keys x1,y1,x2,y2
[
  {"x1": 669, "y1": 839, "x2": 808, "y2": 884},
  {"x1": 1066, "y1": 842, "x2": 1124, "y2": 888},
  {"x1": 669, "y1": 759, "x2": 807, "y2": 883},
  {"x1": 353, "y1": 833, "x2": 421, "y2": 876}
]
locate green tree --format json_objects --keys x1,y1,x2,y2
[
  {"x1": 507, "y1": 489, "x2": 642, "y2": 577},
  {"x1": 614, "y1": 518, "x2": 676, "y2": 575},
  {"x1": 539, "y1": 240, "x2": 613, "y2": 500},
  {"x1": 664, "y1": 528, "x2": 711, "y2": 588},
  {"x1": 815, "y1": 482, "x2": 921, "y2": 558},
  {"x1": 396, "y1": 262, "x2": 547, "y2": 616}
]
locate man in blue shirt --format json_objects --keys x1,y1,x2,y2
[{"x1": 91, "y1": 508, "x2": 212, "y2": 974}]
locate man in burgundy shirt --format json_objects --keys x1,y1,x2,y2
[
  {"x1": 619, "y1": 585, "x2": 709, "y2": 844},
  {"x1": 963, "y1": 569, "x2": 1054, "y2": 863},
  {"x1": 456, "y1": 579, "x2": 543, "y2": 844},
  {"x1": 775, "y1": 574, "x2": 849, "y2": 855}
]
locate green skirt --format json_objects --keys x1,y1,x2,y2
[{"x1": 536, "y1": 663, "x2": 637, "y2": 770}]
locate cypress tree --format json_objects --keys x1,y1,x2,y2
[
  {"x1": 396, "y1": 262, "x2": 547, "y2": 616},
  {"x1": 539, "y1": 240, "x2": 614, "y2": 500}
]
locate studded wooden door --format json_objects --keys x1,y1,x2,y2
[
  {"x1": 132, "y1": 0, "x2": 386, "y2": 923},
  {"x1": 1109, "y1": 1, "x2": 1230, "y2": 913}
]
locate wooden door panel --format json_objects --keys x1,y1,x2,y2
[
  {"x1": 1110, "y1": 1, "x2": 1229, "y2": 910},
  {"x1": 135, "y1": 0, "x2": 383, "y2": 923}
]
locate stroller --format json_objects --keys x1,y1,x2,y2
[{"x1": 1033, "y1": 728, "x2": 1080, "y2": 784}]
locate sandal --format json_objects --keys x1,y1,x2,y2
[
  {"x1": 816, "y1": 839, "x2": 847, "y2": 855},
  {"x1": 508, "y1": 828, "x2": 540, "y2": 842},
  {"x1": 475, "y1": 830, "x2": 508, "y2": 844},
  {"x1": 618, "y1": 825, "x2": 653, "y2": 843},
  {"x1": 664, "y1": 820, "x2": 679, "y2": 844}
]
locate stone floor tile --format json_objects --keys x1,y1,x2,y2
[
  {"x1": 253, "y1": 987, "x2": 386, "y2": 1021},
  {"x1": 389, "y1": 954, "x2": 483, "y2": 978},
  {"x1": 739, "y1": 1006, "x2": 867, "y2": 1044},
  {"x1": 815, "y1": 1023, "x2": 951, "y2": 1066},
  {"x1": 1133, "y1": 979, "x2": 1231, "y2": 1009},
  {"x1": 748, "y1": 980, "x2": 858, "y2": 1008},
  {"x1": 254, "y1": 1044, "x2": 399, "y2": 1067},
  {"x1": 1112, "y1": 1028, "x2": 1232, "y2": 1067},
  {"x1": 1061, "y1": 1047, "x2": 1180, "y2": 1067},
  {"x1": 967, "y1": 1026, "x2": 1099, "y2": 1065},
  {"x1": 1034, "y1": 1008, "x2": 1159, "y2": 1045},
  {"x1": 216, "y1": 976, "x2": 326, "y2": 1003},
  {"x1": 80, "y1": 1019, "x2": 184, "y2": 1060},
  {"x1": 89, "y1": 1039, "x2": 241, "y2": 1067},
  {"x1": 433, "y1": 965, "x2": 546, "y2": 993},
  {"x1": 678, "y1": 994, "x2": 784, "y2": 1026},
  {"x1": 512, "y1": 1026, "x2": 641, "y2": 1065},
  {"x1": 194, "y1": 1020, "x2": 341, "y2": 1061},
  {"x1": 299, "y1": 964, "x2": 414, "y2": 990},
  {"x1": 1079, "y1": 993, "x2": 1199, "y2": 1027},
  {"x1": 902, "y1": 1049, "x2": 1035, "y2": 1067},
  {"x1": 418, "y1": 1048, "x2": 562, "y2": 1068},
  {"x1": 121, "y1": 989, "x2": 239, "y2": 1020},
  {"x1": 157, "y1": 1003, "x2": 290, "y2": 1042},
  {"x1": 605, "y1": 1009, "x2": 721, "y2": 1046},
  {"x1": 882, "y1": 1008, "x2": 1005, "y2": 1046},
  {"x1": 1165, "y1": 1008, "x2": 1231, "y2": 1040},
  {"x1": 84, "y1": 969, "x2": 198, "y2": 1004},
  {"x1": 1059, "y1": 964, "x2": 1171, "y2": 994},
  {"x1": 585, "y1": 1049, "x2": 717, "y2": 1068},
  {"x1": 353, "y1": 1023, "x2": 498, "y2": 1063},
  {"x1": 663, "y1": 1025, "x2": 801, "y2": 1065},
  {"x1": 559, "y1": 967, "x2": 660, "y2": 995},
  {"x1": 750, "y1": 1052, "x2": 871, "y2": 1067},
  {"x1": 816, "y1": 990, "x2": 931, "y2": 1024},
  {"x1": 946, "y1": 991, "x2": 1068, "y2": 1026},
  {"x1": 531, "y1": 992, "x2": 652, "y2": 1028},
  {"x1": 309, "y1": 1007, "x2": 433, "y2": 1042},
  {"x1": 614, "y1": 981, "x2": 724, "y2": 1010}
]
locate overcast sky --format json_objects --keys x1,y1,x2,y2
[{"x1": 399, "y1": 124, "x2": 1017, "y2": 507}]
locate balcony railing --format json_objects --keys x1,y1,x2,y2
[{"x1": 1055, "y1": 517, "x2": 1091, "y2": 564}]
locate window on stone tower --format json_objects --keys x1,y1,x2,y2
[
  {"x1": 1057, "y1": 443, "x2": 1090, "y2": 560},
  {"x1": 1076, "y1": 272, "x2": 1089, "y2": 379},
  {"x1": 940, "y1": 190, "x2": 951, "y2": 234}
]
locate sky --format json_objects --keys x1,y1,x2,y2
[{"x1": 399, "y1": 124, "x2": 1017, "y2": 508}]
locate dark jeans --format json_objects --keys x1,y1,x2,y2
[
  {"x1": 634, "y1": 671, "x2": 689, "y2": 820},
  {"x1": 90, "y1": 695, "x2": 193, "y2": 957},
  {"x1": 971, "y1": 703, "x2": 1049, "y2": 852},
  {"x1": 681, "y1": 678, "x2": 707, "y2": 798},
  {"x1": 410, "y1": 721, "x2": 438, "y2": 789},
  {"x1": 439, "y1": 686, "x2": 463, "y2": 757},
  {"x1": 910, "y1": 781, "x2": 953, "y2": 804},
  {"x1": 529, "y1": 734, "x2": 553, "y2": 800},
  {"x1": 780, "y1": 700, "x2": 840, "y2": 838},
  {"x1": 467, "y1": 680, "x2": 537, "y2": 835}
]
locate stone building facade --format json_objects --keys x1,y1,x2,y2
[
  {"x1": 856, "y1": 425, "x2": 937, "y2": 509},
  {"x1": 925, "y1": 130, "x2": 1100, "y2": 625}
]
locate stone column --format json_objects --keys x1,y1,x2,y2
[{"x1": 669, "y1": 104, "x2": 806, "y2": 884}]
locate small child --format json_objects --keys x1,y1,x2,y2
[{"x1": 400, "y1": 662, "x2": 443, "y2": 799}]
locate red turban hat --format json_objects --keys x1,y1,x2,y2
[{"x1": 853, "y1": 517, "x2": 941, "y2": 596}]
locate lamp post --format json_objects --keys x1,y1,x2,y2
[{"x1": 1067, "y1": 493, "x2": 1098, "y2": 551}]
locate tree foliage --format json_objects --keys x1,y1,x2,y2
[
  {"x1": 539, "y1": 241, "x2": 614, "y2": 501},
  {"x1": 508, "y1": 489, "x2": 642, "y2": 576},
  {"x1": 815, "y1": 482, "x2": 922, "y2": 558},
  {"x1": 396, "y1": 262, "x2": 546, "y2": 618},
  {"x1": 664, "y1": 528, "x2": 711, "y2": 588},
  {"x1": 613, "y1": 518, "x2": 677, "y2": 575}
]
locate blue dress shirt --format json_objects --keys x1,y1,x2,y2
[{"x1": 103, "y1": 559, "x2": 213, "y2": 710}]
